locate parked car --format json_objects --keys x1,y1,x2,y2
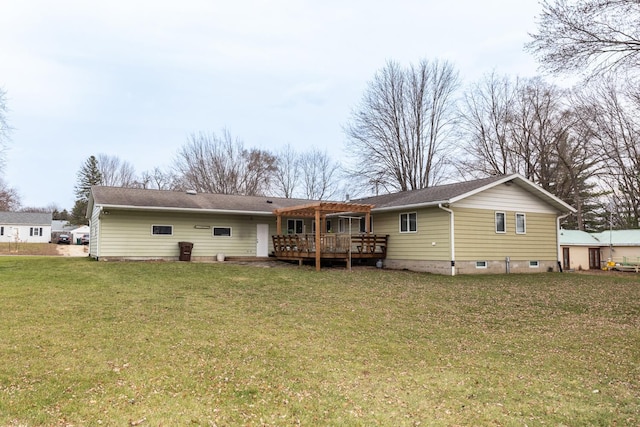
[
  {"x1": 57, "y1": 234, "x2": 71, "y2": 244},
  {"x1": 81, "y1": 234, "x2": 90, "y2": 245}
]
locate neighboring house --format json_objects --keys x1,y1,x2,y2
[
  {"x1": 87, "y1": 174, "x2": 575, "y2": 275},
  {"x1": 560, "y1": 229, "x2": 640, "y2": 270},
  {"x1": 70, "y1": 225, "x2": 90, "y2": 244},
  {"x1": 558, "y1": 229, "x2": 603, "y2": 271},
  {"x1": 0, "y1": 212, "x2": 52, "y2": 243}
]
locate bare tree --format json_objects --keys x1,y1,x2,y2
[
  {"x1": 0, "y1": 177, "x2": 20, "y2": 211},
  {"x1": 298, "y1": 148, "x2": 342, "y2": 200},
  {"x1": 344, "y1": 59, "x2": 460, "y2": 193},
  {"x1": 271, "y1": 144, "x2": 300, "y2": 198},
  {"x1": 0, "y1": 88, "x2": 10, "y2": 173},
  {"x1": 173, "y1": 130, "x2": 277, "y2": 196},
  {"x1": 527, "y1": 0, "x2": 640, "y2": 78},
  {"x1": 139, "y1": 167, "x2": 181, "y2": 190},
  {"x1": 573, "y1": 78, "x2": 640, "y2": 228},
  {"x1": 97, "y1": 154, "x2": 138, "y2": 187},
  {"x1": 459, "y1": 73, "x2": 602, "y2": 229}
]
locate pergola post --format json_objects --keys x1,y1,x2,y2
[
  {"x1": 276, "y1": 215, "x2": 282, "y2": 235},
  {"x1": 315, "y1": 207, "x2": 321, "y2": 271},
  {"x1": 365, "y1": 212, "x2": 371, "y2": 234}
]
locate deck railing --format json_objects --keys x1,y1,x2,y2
[{"x1": 272, "y1": 234, "x2": 388, "y2": 259}]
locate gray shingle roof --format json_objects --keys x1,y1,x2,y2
[
  {"x1": 355, "y1": 175, "x2": 509, "y2": 209},
  {"x1": 0, "y1": 211, "x2": 52, "y2": 225},
  {"x1": 90, "y1": 186, "x2": 320, "y2": 214}
]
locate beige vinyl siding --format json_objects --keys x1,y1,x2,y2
[
  {"x1": 455, "y1": 182, "x2": 558, "y2": 213},
  {"x1": 97, "y1": 210, "x2": 277, "y2": 258},
  {"x1": 372, "y1": 208, "x2": 450, "y2": 261},
  {"x1": 89, "y1": 205, "x2": 100, "y2": 257},
  {"x1": 454, "y1": 207, "x2": 557, "y2": 261}
]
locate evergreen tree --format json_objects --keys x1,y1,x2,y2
[{"x1": 75, "y1": 155, "x2": 102, "y2": 203}]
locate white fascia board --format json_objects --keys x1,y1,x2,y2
[
  {"x1": 370, "y1": 200, "x2": 450, "y2": 213},
  {"x1": 96, "y1": 204, "x2": 274, "y2": 216}
]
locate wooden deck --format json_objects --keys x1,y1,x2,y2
[{"x1": 272, "y1": 234, "x2": 388, "y2": 268}]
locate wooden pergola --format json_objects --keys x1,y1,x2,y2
[{"x1": 273, "y1": 201, "x2": 375, "y2": 271}]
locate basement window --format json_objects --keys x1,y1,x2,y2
[
  {"x1": 213, "y1": 227, "x2": 232, "y2": 237},
  {"x1": 152, "y1": 225, "x2": 173, "y2": 235},
  {"x1": 476, "y1": 261, "x2": 488, "y2": 269},
  {"x1": 529, "y1": 260, "x2": 540, "y2": 268}
]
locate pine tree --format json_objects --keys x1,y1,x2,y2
[{"x1": 74, "y1": 156, "x2": 102, "y2": 203}]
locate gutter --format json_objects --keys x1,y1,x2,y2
[
  {"x1": 556, "y1": 212, "x2": 572, "y2": 271},
  {"x1": 438, "y1": 203, "x2": 456, "y2": 276},
  {"x1": 96, "y1": 204, "x2": 275, "y2": 216},
  {"x1": 371, "y1": 200, "x2": 450, "y2": 213}
]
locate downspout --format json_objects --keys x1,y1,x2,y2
[
  {"x1": 557, "y1": 212, "x2": 571, "y2": 272},
  {"x1": 438, "y1": 204, "x2": 455, "y2": 276}
]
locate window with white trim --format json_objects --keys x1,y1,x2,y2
[
  {"x1": 287, "y1": 219, "x2": 303, "y2": 234},
  {"x1": 30, "y1": 227, "x2": 43, "y2": 236},
  {"x1": 213, "y1": 227, "x2": 232, "y2": 237},
  {"x1": 516, "y1": 213, "x2": 526, "y2": 234},
  {"x1": 400, "y1": 212, "x2": 417, "y2": 233},
  {"x1": 495, "y1": 212, "x2": 506, "y2": 233},
  {"x1": 529, "y1": 260, "x2": 539, "y2": 268},
  {"x1": 359, "y1": 216, "x2": 373, "y2": 233},
  {"x1": 476, "y1": 261, "x2": 488, "y2": 269},
  {"x1": 152, "y1": 225, "x2": 173, "y2": 235}
]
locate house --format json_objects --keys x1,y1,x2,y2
[
  {"x1": 558, "y1": 229, "x2": 603, "y2": 271},
  {"x1": 70, "y1": 225, "x2": 90, "y2": 244},
  {"x1": 560, "y1": 229, "x2": 640, "y2": 271},
  {"x1": 86, "y1": 187, "x2": 317, "y2": 261},
  {"x1": 0, "y1": 211, "x2": 52, "y2": 243},
  {"x1": 354, "y1": 174, "x2": 575, "y2": 274},
  {"x1": 87, "y1": 174, "x2": 575, "y2": 275}
]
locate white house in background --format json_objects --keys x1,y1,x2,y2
[
  {"x1": 70, "y1": 225, "x2": 90, "y2": 244},
  {"x1": 0, "y1": 212, "x2": 52, "y2": 243}
]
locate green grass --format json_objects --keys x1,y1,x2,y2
[{"x1": 1, "y1": 258, "x2": 639, "y2": 426}]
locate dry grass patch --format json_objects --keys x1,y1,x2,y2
[
  {"x1": 0, "y1": 243, "x2": 59, "y2": 256},
  {"x1": 0, "y1": 258, "x2": 638, "y2": 426}
]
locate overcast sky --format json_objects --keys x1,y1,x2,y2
[{"x1": 1, "y1": 1, "x2": 544, "y2": 210}]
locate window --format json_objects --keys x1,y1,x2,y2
[
  {"x1": 152, "y1": 225, "x2": 173, "y2": 235},
  {"x1": 338, "y1": 219, "x2": 346, "y2": 233},
  {"x1": 287, "y1": 219, "x2": 303, "y2": 234},
  {"x1": 495, "y1": 212, "x2": 506, "y2": 233},
  {"x1": 516, "y1": 213, "x2": 526, "y2": 234},
  {"x1": 30, "y1": 227, "x2": 42, "y2": 236},
  {"x1": 0, "y1": 226, "x2": 3, "y2": 236},
  {"x1": 529, "y1": 260, "x2": 539, "y2": 268},
  {"x1": 400, "y1": 212, "x2": 417, "y2": 233},
  {"x1": 213, "y1": 227, "x2": 232, "y2": 237},
  {"x1": 476, "y1": 261, "x2": 488, "y2": 269},
  {"x1": 326, "y1": 220, "x2": 332, "y2": 233}
]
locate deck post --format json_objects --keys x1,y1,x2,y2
[
  {"x1": 276, "y1": 215, "x2": 282, "y2": 235},
  {"x1": 315, "y1": 207, "x2": 321, "y2": 271}
]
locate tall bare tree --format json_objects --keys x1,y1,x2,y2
[
  {"x1": 0, "y1": 88, "x2": 10, "y2": 174},
  {"x1": 459, "y1": 73, "x2": 602, "y2": 229},
  {"x1": 527, "y1": 0, "x2": 640, "y2": 78},
  {"x1": 97, "y1": 154, "x2": 138, "y2": 187},
  {"x1": 344, "y1": 59, "x2": 460, "y2": 193},
  {"x1": 573, "y1": 78, "x2": 640, "y2": 228},
  {"x1": 298, "y1": 148, "x2": 342, "y2": 200},
  {"x1": 271, "y1": 144, "x2": 300, "y2": 198},
  {"x1": 173, "y1": 130, "x2": 277, "y2": 196}
]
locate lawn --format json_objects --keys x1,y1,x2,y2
[{"x1": 0, "y1": 258, "x2": 638, "y2": 426}]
